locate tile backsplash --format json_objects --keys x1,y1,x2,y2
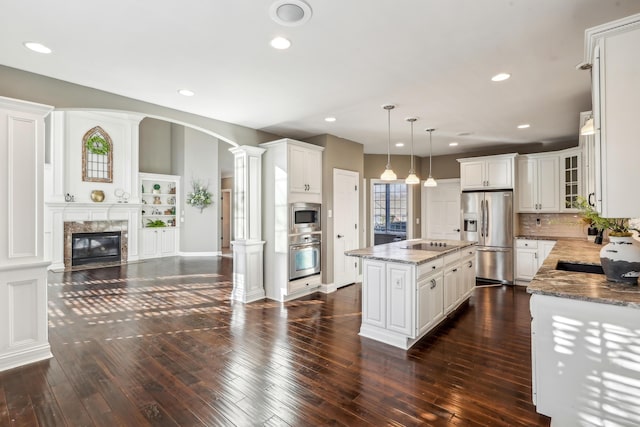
[{"x1": 518, "y1": 213, "x2": 587, "y2": 238}]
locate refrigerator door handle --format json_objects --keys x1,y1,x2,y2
[
  {"x1": 480, "y1": 200, "x2": 485, "y2": 237},
  {"x1": 484, "y1": 198, "x2": 489, "y2": 237}
]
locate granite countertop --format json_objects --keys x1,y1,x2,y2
[
  {"x1": 515, "y1": 235, "x2": 585, "y2": 241},
  {"x1": 345, "y1": 239, "x2": 477, "y2": 265},
  {"x1": 527, "y1": 239, "x2": 640, "y2": 308}
]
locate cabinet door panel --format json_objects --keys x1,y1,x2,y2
[
  {"x1": 288, "y1": 145, "x2": 307, "y2": 194},
  {"x1": 460, "y1": 161, "x2": 485, "y2": 189},
  {"x1": 516, "y1": 248, "x2": 538, "y2": 281},
  {"x1": 517, "y1": 158, "x2": 537, "y2": 212},
  {"x1": 362, "y1": 260, "x2": 385, "y2": 328},
  {"x1": 141, "y1": 229, "x2": 158, "y2": 257},
  {"x1": 418, "y1": 275, "x2": 443, "y2": 336},
  {"x1": 538, "y1": 156, "x2": 560, "y2": 212},
  {"x1": 486, "y1": 158, "x2": 512, "y2": 189},
  {"x1": 386, "y1": 264, "x2": 413, "y2": 336},
  {"x1": 160, "y1": 229, "x2": 176, "y2": 256},
  {"x1": 305, "y1": 149, "x2": 322, "y2": 194},
  {"x1": 444, "y1": 266, "x2": 459, "y2": 314}
]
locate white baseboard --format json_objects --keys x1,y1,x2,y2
[
  {"x1": 320, "y1": 282, "x2": 337, "y2": 294},
  {"x1": 178, "y1": 251, "x2": 220, "y2": 257},
  {"x1": 0, "y1": 343, "x2": 52, "y2": 373}
]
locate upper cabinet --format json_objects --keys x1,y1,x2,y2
[
  {"x1": 458, "y1": 153, "x2": 516, "y2": 190},
  {"x1": 288, "y1": 144, "x2": 322, "y2": 197},
  {"x1": 517, "y1": 154, "x2": 559, "y2": 213},
  {"x1": 583, "y1": 14, "x2": 640, "y2": 217}
]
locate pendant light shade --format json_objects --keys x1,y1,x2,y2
[
  {"x1": 380, "y1": 104, "x2": 397, "y2": 181},
  {"x1": 580, "y1": 117, "x2": 595, "y2": 136},
  {"x1": 405, "y1": 117, "x2": 420, "y2": 184},
  {"x1": 424, "y1": 128, "x2": 437, "y2": 187}
]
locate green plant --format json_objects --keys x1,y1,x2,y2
[
  {"x1": 86, "y1": 135, "x2": 110, "y2": 155},
  {"x1": 153, "y1": 184, "x2": 161, "y2": 191},
  {"x1": 573, "y1": 196, "x2": 633, "y2": 236},
  {"x1": 146, "y1": 219, "x2": 166, "y2": 227},
  {"x1": 186, "y1": 180, "x2": 213, "y2": 212}
]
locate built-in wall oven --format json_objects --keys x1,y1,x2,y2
[
  {"x1": 290, "y1": 202, "x2": 321, "y2": 234},
  {"x1": 289, "y1": 234, "x2": 321, "y2": 280}
]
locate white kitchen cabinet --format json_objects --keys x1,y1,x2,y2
[
  {"x1": 559, "y1": 149, "x2": 581, "y2": 212},
  {"x1": 458, "y1": 153, "x2": 516, "y2": 190},
  {"x1": 580, "y1": 111, "x2": 597, "y2": 208},
  {"x1": 515, "y1": 239, "x2": 556, "y2": 283},
  {"x1": 288, "y1": 144, "x2": 322, "y2": 197},
  {"x1": 260, "y1": 138, "x2": 325, "y2": 301},
  {"x1": 358, "y1": 245, "x2": 474, "y2": 349},
  {"x1": 417, "y1": 272, "x2": 444, "y2": 336},
  {"x1": 584, "y1": 14, "x2": 640, "y2": 217},
  {"x1": 517, "y1": 155, "x2": 559, "y2": 213},
  {"x1": 140, "y1": 227, "x2": 176, "y2": 259}
]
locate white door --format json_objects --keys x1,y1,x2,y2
[
  {"x1": 333, "y1": 168, "x2": 359, "y2": 288},
  {"x1": 423, "y1": 179, "x2": 461, "y2": 240}
]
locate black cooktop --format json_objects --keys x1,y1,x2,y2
[{"x1": 402, "y1": 242, "x2": 455, "y2": 252}]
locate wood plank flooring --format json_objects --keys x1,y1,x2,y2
[{"x1": 0, "y1": 256, "x2": 550, "y2": 426}]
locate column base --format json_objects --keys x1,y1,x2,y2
[{"x1": 231, "y1": 240, "x2": 266, "y2": 303}]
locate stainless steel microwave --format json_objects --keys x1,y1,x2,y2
[{"x1": 290, "y1": 202, "x2": 321, "y2": 234}]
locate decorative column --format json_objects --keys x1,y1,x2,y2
[
  {"x1": 230, "y1": 146, "x2": 266, "y2": 303},
  {"x1": 0, "y1": 96, "x2": 54, "y2": 372}
]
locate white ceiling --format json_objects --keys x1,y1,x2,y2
[{"x1": 2, "y1": 1, "x2": 640, "y2": 156}]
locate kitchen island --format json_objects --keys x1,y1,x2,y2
[
  {"x1": 527, "y1": 239, "x2": 640, "y2": 426},
  {"x1": 346, "y1": 239, "x2": 477, "y2": 350}
]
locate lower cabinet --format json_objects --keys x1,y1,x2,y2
[
  {"x1": 515, "y1": 239, "x2": 556, "y2": 283},
  {"x1": 140, "y1": 228, "x2": 177, "y2": 259},
  {"x1": 360, "y1": 247, "x2": 475, "y2": 349}
]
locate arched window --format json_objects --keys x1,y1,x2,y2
[{"x1": 82, "y1": 126, "x2": 113, "y2": 182}]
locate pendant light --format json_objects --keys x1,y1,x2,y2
[
  {"x1": 405, "y1": 117, "x2": 420, "y2": 184},
  {"x1": 580, "y1": 115, "x2": 595, "y2": 136},
  {"x1": 424, "y1": 128, "x2": 437, "y2": 187},
  {"x1": 380, "y1": 104, "x2": 397, "y2": 181}
]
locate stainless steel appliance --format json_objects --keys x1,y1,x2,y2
[
  {"x1": 290, "y1": 202, "x2": 321, "y2": 234},
  {"x1": 461, "y1": 190, "x2": 513, "y2": 284},
  {"x1": 289, "y1": 234, "x2": 321, "y2": 280}
]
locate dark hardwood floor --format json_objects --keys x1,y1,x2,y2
[{"x1": 0, "y1": 257, "x2": 550, "y2": 426}]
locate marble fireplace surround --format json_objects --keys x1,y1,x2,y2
[{"x1": 63, "y1": 220, "x2": 128, "y2": 270}]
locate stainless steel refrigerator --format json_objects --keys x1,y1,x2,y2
[{"x1": 461, "y1": 190, "x2": 513, "y2": 284}]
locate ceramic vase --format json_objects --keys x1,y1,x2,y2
[
  {"x1": 600, "y1": 236, "x2": 640, "y2": 284},
  {"x1": 90, "y1": 190, "x2": 105, "y2": 202}
]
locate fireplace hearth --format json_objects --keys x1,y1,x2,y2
[{"x1": 72, "y1": 231, "x2": 122, "y2": 266}]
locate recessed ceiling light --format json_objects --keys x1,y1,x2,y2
[
  {"x1": 517, "y1": 124, "x2": 530, "y2": 129},
  {"x1": 269, "y1": 0, "x2": 312, "y2": 27},
  {"x1": 449, "y1": 142, "x2": 459, "y2": 147},
  {"x1": 491, "y1": 73, "x2": 511, "y2": 82},
  {"x1": 270, "y1": 36, "x2": 291, "y2": 50},
  {"x1": 395, "y1": 142, "x2": 404, "y2": 148},
  {"x1": 324, "y1": 117, "x2": 336, "y2": 122},
  {"x1": 178, "y1": 89, "x2": 195, "y2": 97},
  {"x1": 24, "y1": 41, "x2": 52, "y2": 54}
]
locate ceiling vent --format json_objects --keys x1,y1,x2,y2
[{"x1": 269, "y1": 0, "x2": 312, "y2": 26}]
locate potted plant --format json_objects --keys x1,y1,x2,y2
[{"x1": 574, "y1": 196, "x2": 640, "y2": 284}]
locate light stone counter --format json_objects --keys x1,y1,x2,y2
[
  {"x1": 526, "y1": 238, "x2": 640, "y2": 308},
  {"x1": 345, "y1": 239, "x2": 477, "y2": 265}
]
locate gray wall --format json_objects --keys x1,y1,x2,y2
[
  {"x1": 172, "y1": 126, "x2": 221, "y2": 253},
  {"x1": 0, "y1": 65, "x2": 279, "y2": 146},
  {"x1": 139, "y1": 118, "x2": 172, "y2": 174},
  {"x1": 304, "y1": 134, "x2": 364, "y2": 285}
]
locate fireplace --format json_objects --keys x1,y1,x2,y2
[
  {"x1": 71, "y1": 231, "x2": 122, "y2": 266},
  {"x1": 63, "y1": 220, "x2": 128, "y2": 270}
]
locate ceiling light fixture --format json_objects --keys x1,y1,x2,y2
[
  {"x1": 395, "y1": 142, "x2": 404, "y2": 147},
  {"x1": 270, "y1": 36, "x2": 291, "y2": 49},
  {"x1": 517, "y1": 123, "x2": 530, "y2": 129},
  {"x1": 269, "y1": 0, "x2": 312, "y2": 27},
  {"x1": 405, "y1": 117, "x2": 420, "y2": 185},
  {"x1": 324, "y1": 116, "x2": 336, "y2": 122},
  {"x1": 24, "y1": 41, "x2": 52, "y2": 54},
  {"x1": 581, "y1": 116, "x2": 595, "y2": 136},
  {"x1": 380, "y1": 104, "x2": 397, "y2": 181},
  {"x1": 424, "y1": 128, "x2": 437, "y2": 187},
  {"x1": 178, "y1": 89, "x2": 195, "y2": 97},
  {"x1": 491, "y1": 72, "x2": 511, "y2": 82},
  {"x1": 449, "y1": 142, "x2": 459, "y2": 147}
]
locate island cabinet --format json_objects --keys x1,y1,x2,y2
[
  {"x1": 515, "y1": 239, "x2": 556, "y2": 283},
  {"x1": 356, "y1": 241, "x2": 476, "y2": 350},
  {"x1": 584, "y1": 14, "x2": 640, "y2": 217},
  {"x1": 457, "y1": 153, "x2": 517, "y2": 190}
]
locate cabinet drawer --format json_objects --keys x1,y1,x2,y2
[
  {"x1": 289, "y1": 274, "x2": 321, "y2": 294},
  {"x1": 444, "y1": 251, "x2": 461, "y2": 266},
  {"x1": 418, "y1": 258, "x2": 443, "y2": 278},
  {"x1": 516, "y1": 239, "x2": 538, "y2": 249},
  {"x1": 460, "y1": 246, "x2": 476, "y2": 259}
]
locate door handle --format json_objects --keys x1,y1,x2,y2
[
  {"x1": 430, "y1": 279, "x2": 437, "y2": 289},
  {"x1": 454, "y1": 228, "x2": 461, "y2": 232},
  {"x1": 337, "y1": 234, "x2": 344, "y2": 238},
  {"x1": 588, "y1": 192, "x2": 595, "y2": 207}
]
